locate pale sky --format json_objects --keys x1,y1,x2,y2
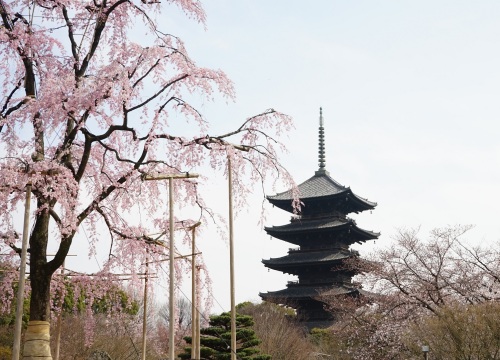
[
  {"x1": 175, "y1": 0, "x2": 500, "y2": 312},
  {"x1": 37, "y1": 1, "x2": 500, "y2": 313}
]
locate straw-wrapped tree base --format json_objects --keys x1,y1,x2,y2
[{"x1": 23, "y1": 321, "x2": 52, "y2": 360}]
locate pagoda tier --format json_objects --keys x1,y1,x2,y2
[
  {"x1": 267, "y1": 170, "x2": 376, "y2": 216},
  {"x1": 260, "y1": 108, "x2": 379, "y2": 328},
  {"x1": 260, "y1": 285, "x2": 371, "y2": 322},
  {"x1": 260, "y1": 283, "x2": 364, "y2": 302},
  {"x1": 264, "y1": 217, "x2": 379, "y2": 246},
  {"x1": 262, "y1": 248, "x2": 358, "y2": 276}
]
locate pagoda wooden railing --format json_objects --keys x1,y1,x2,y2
[
  {"x1": 295, "y1": 212, "x2": 348, "y2": 221},
  {"x1": 291, "y1": 245, "x2": 351, "y2": 252}
]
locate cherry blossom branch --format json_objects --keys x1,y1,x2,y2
[
  {"x1": 216, "y1": 109, "x2": 280, "y2": 137},
  {"x1": 76, "y1": 0, "x2": 129, "y2": 78},
  {"x1": 456, "y1": 239, "x2": 500, "y2": 284},
  {"x1": 48, "y1": 169, "x2": 140, "y2": 272},
  {"x1": 76, "y1": 168, "x2": 143, "y2": 229},
  {"x1": 95, "y1": 205, "x2": 163, "y2": 245},
  {"x1": 130, "y1": 56, "x2": 161, "y2": 87},
  {"x1": 0, "y1": 78, "x2": 24, "y2": 119},
  {"x1": 127, "y1": 73, "x2": 189, "y2": 113},
  {"x1": 59, "y1": 5, "x2": 79, "y2": 62},
  {"x1": 0, "y1": 2, "x2": 37, "y2": 98},
  {"x1": 0, "y1": 0, "x2": 13, "y2": 31}
]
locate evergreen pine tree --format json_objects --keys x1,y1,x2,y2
[{"x1": 179, "y1": 311, "x2": 271, "y2": 360}]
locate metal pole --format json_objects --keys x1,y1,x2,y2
[
  {"x1": 142, "y1": 172, "x2": 199, "y2": 360},
  {"x1": 12, "y1": 183, "x2": 32, "y2": 360},
  {"x1": 54, "y1": 261, "x2": 65, "y2": 360},
  {"x1": 169, "y1": 177, "x2": 175, "y2": 360},
  {"x1": 188, "y1": 223, "x2": 200, "y2": 360},
  {"x1": 191, "y1": 227, "x2": 197, "y2": 360},
  {"x1": 196, "y1": 264, "x2": 201, "y2": 360},
  {"x1": 228, "y1": 158, "x2": 237, "y2": 360},
  {"x1": 142, "y1": 255, "x2": 149, "y2": 360}
]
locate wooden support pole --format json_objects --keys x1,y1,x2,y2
[
  {"x1": 12, "y1": 183, "x2": 32, "y2": 360},
  {"x1": 191, "y1": 227, "x2": 197, "y2": 360},
  {"x1": 168, "y1": 177, "x2": 175, "y2": 360},
  {"x1": 195, "y1": 265, "x2": 201, "y2": 360},
  {"x1": 53, "y1": 262, "x2": 65, "y2": 360},
  {"x1": 142, "y1": 254, "x2": 149, "y2": 360},
  {"x1": 189, "y1": 222, "x2": 200, "y2": 360},
  {"x1": 143, "y1": 172, "x2": 199, "y2": 360},
  {"x1": 228, "y1": 158, "x2": 237, "y2": 360}
]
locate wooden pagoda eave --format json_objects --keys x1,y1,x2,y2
[
  {"x1": 263, "y1": 264, "x2": 357, "y2": 276},
  {"x1": 262, "y1": 262, "x2": 347, "y2": 274},
  {"x1": 259, "y1": 285, "x2": 360, "y2": 301},
  {"x1": 262, "y1": 249, "x2": 354, "y2": 266},
  {"x1": 303, "y1": 190, "x2": 377, "y2": 212},
  {"x1": 350, "y1": 226, "x2": 380, "y2": 240},
  {"x1": 264, "y1": 221, "x2": 379, "y2": 243},
  {"x1": 264, "y1": 218, "x2": 350, "y2": 236},
  {"x1": 268, "y1": 189, "x2": 375, "y2": 214}
]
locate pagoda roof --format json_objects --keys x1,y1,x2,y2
[
  {"x1": 259, "y1": 284, "x2": 362, "y2": 301},
  {"x1": 262, "y1": 249, "x2": 354, "y2": 268},
  {"x1": 267, "y1": 170, "x2": 376, "y2": 214},
  {"x1": 264, "y1": 217, "x2": 379, "y2": 243}
]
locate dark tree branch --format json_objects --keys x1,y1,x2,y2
[
  {"x1": 127, "y1": 73, "x2": 189, "y2": 112},
  {"x1": 1, "y1": 78, "x2": 24, "y2": 115},
  {"x1": 61, "y1": 4, "x2": 80, "y2": 64},
  {"x1": 76, "y1": 0, "x2": 129, "y2": 78}
]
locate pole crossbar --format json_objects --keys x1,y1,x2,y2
[
  {"x1": 142, "y1": 173, "x2": 199, "y2": 181},
  {"x1": 143, "y1": 252, "x2": 202, "y2": 265}
]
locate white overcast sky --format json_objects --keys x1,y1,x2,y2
[
  {"x1": 37, "y1": 1, "x2": 500, "y2": 313},
  {"x1": 173, "y1": 0, "x2": 500, "y2": 312}
]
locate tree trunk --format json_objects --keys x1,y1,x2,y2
[
  {"x1": 24, "y1": 209, "x2": 53, "y2": 360},
  {"x1": 23, "y1": 321, "x2": 52, "y2": 360}
]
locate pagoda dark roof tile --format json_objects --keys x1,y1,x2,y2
[
  {"x1": 268, "y1": 172, "x2": 347, "y2": 201},
  {"x1": 266, "y1": 217, "x2": 349, "y2": 233},
  {"x1": 267, "y1": 171, "x2": 377, "y2": 212},
  {"x1": 264, "y1": 217, "x2": 379, "y2": 239},
  {"x1": 262, "y1": 249, "x2": 354, "y2": 266},
  {"x1": 260, "y1": 284, "x2": 359, "y2": 300}
]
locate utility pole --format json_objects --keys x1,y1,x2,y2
[
  {"x1": 143, "y1": 173, "x2": 199, "y2": 360},
  {"x1": 142, "y1": 252, "x2": 149, "y2": 360},
  {"x1": 225, "y1": 146, "x2": 249, "y2": 360},
  {"x1": 227, "y1": 158, "x2": 237, "y2": 360},
  {"x1": 189, "y1": 222, "x2": 201, "y2": 360},
  {"x1": 12, "y1": 183, "x2": 32, "y2": 360},
  {"x1": 195, "y1": 263, "x2": 201, "y2": 360},
  {"x1": 53, "y1": 261, "x2": 65, "y2": 360}
]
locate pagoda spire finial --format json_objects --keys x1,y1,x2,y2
[{"x1": 317, "y1": 107, "x2": 327, "y2": 174}]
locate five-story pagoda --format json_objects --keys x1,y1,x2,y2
[{"x1": 259, "y1": 108, "x2": 379, "y2": 327}]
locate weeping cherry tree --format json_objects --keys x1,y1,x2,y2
[{"x1": 0, "y1": 0, "x2": 294, "y2": 358}]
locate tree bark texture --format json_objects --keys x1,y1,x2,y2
[
  {"x1": 29, "y1": 209, "x2": 52, "y2": 321},
  {"x1": 25, "y1": 209, "x2": 53, "y2": 359}
]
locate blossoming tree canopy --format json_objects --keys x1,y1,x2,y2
[{"x1": 0, "y1": 0, "x2": 294, "y2": 356}]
